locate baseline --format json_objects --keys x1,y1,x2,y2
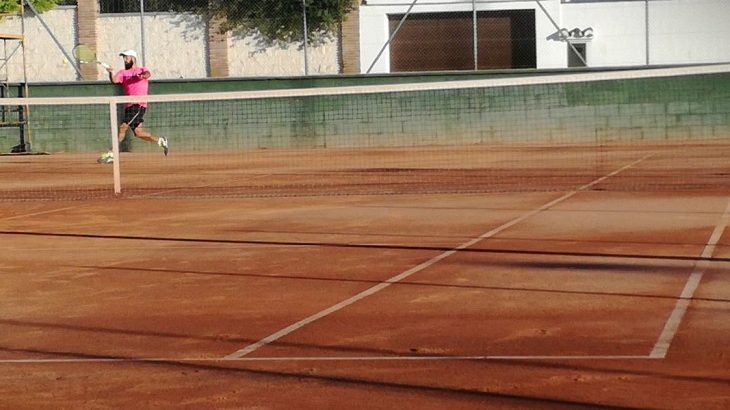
[{"x1": 0, "y1": 354, "x2": 654, "y2": 364}]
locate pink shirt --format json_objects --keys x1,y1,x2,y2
[{"x1": 114, "y1": 66, "x2": 149, "y2": 107}]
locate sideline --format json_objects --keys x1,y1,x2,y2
[{"x1": 650, "y1": 198, "x2": 730, "y2": 358}]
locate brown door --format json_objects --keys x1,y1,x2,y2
[{"x1": 388, "y1": 10, "x2": 536, "y2": 72}]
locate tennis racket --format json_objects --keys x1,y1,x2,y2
[{"x1": 72, "y1": 44, "x2": 110, "y2": 69}]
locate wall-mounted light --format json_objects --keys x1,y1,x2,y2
[{"x1": 560, "y1": 27, "x2": 594, "y2": 42}]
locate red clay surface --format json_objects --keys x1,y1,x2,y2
[
  {"x1": 2, "y1": 142, "x2": 730, "y2": 200},
  {"x1": 0, "y1": 146, "x2": 729, "y2": 408}
]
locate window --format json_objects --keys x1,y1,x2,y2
[
  {"x1": 568, "y1": 43, "x2": 587, "y2": 67},
  {"x1": 99, "y1": 0, "x2": 180, "y2": 14}
]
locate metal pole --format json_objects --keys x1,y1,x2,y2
[
  {"x1": 25, "y1": 0, "x2": 82, "y2": 78},
  {"x1": 302, "y1": 0, "x2": 309, "y2": 75},
  {"x1": 366, "y1": 0, "x2": 419, "y2": 74},
  {"x1": 473, "y1": 0, "x2": 478, "y2": 70},
  {"x1": 109, "y1": 100, "x2": 121, "y2": 195},
  {"x1": 645, "y1": 0, "x2": 649, "y2": 65},
  {"x1": 19, "y1": 0, "x2": 31, "y2": 152},
  {"x1": 140, "y1": 0, "x2": 146, "y2": 66}
]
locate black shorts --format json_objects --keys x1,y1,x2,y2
[{"x1": 123, "y1": 104, "x2": 146, "y2": 129}]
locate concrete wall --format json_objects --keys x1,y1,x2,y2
[
  {"x1": 7, "y1": 69, "x2": 728, "y2": 153},
  {"x1": 228, "y1": 32, "x2": 339, "y2": 77},
  {"x1": 98, "y1": 13, "x2": 208, "y2": 80},
  {"x1": 0, "y1": 7, "x2": 77, "y2": 82},
  {"x1": 0, "y1": 7, "x2": 340, "y2": 82}
]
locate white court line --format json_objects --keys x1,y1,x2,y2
[
  {"x1": 223, "y1": 155, "x2": 651, "y2": 360},
  {"x1": 136, "y1": 173, "x2": 273, "y2": 198},
  {"x1": 3, "y1": 244, "x2": 299, "y2": 252},
  {"x1": 4, "y1": 64, "x2": 729, "y2": 107},
  {"x1": 0, "y1": 354, "x2": 654, "y2": 364},
  {"x1": 0, "y1": 205, "x2": 80, "y2": 222},
  {"x1": 650, "y1": 198, "x2": 730, "y2": 358}
]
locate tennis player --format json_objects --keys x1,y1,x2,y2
[{"x1": 98, "y1": 49, "x2": 168, "y2": 163}]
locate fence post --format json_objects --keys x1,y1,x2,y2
[
  {"x1": 140, "y1": 0, "x2": 146, "y2": 66},
  {"x1": 366, "y1": 0, "x2": 419, "y2": 74},
  {"x1": 472, "y1": 0, "x2": 478, "y2": 70},
  {"x1": 645, "y1": 0, "x2": 650, "y2": 65},
  {"x1": 302, "y1": 0, "x2": 309, "y2": 75}
]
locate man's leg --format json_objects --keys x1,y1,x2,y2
[
  {"x1": 131, "y1": 125, "x2": 158, "y2": 143},
  {"x1": 97, "y1": 122, "x2": 129, "y2": 163},
  {"x1": 119, "y1": 122, "x2": 129, "y2": 143},
  {"x1": 134, "y1": 125, "x2": 168, "y2": 156}
]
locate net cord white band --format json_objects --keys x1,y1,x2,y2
[{"x1": 1, "y1": 64, "x2": 729, "y2": 107}]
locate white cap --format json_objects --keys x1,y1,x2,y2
[{"x1": 119, "y1": 49, "x2": 138, "y2": 59}]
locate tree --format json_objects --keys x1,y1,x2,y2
[
  {"x1": 168, "y1": 0, "x2": 355, "y2": 45},
  {"x1": 0, "y1": 0, "x2": 58, "y2": 14}
]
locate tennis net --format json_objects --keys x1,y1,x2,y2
[{"x1": 1, "y1": 64, "x2": 729, "y2": 200}]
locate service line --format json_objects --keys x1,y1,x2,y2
[{"x1": 223, "y1": 155, "x2": 651, "y2": 360}]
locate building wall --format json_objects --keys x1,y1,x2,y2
[
  {"x1": 98, "y1": 13, "x2": 209, "y2": 80},
  {"x1": 360, "y1": 0, "x2": 566, "y2": 72},
  {"x1": 360, "y1": 0, "x2": 730, "y2": 73},
  {"x1": 2, "y1": 1, "x2": 728, "y2": 81},
  {"x1": 560, "y1": 1, "x2": 648, "y2": 67},
  {"x1": 227, "y1": 32, "x2": 339, "y2": 77},
  {"x1": 648, "y1": 0, "x2": 730, "y2": 64},
  {"x1": 341, "y1": 0, "x2": 361, "y2": 74}
]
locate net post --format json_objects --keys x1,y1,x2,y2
[{"x1": 109, "y1": 100, "x2": 121, "y2": 195}]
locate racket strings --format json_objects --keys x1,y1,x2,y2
[{"x1": 73, "y1": 45, "x2": 97, "y2": 63}]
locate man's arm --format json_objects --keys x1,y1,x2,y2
[
  {"x1": 137, "y1": 69, "x2": 151, "y2": 80},
  {"x1": 107, "y1": 67, "x2": 120, "y2": 84}
]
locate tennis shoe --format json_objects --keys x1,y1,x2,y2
[
  {"x1": 97, "y1": 151, "x2": 114, "y2": 164},
  {"x1": 158, "y1": 137, "x2": 168, "y2": 156}
]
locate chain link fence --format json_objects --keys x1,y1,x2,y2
[
  {"x1": 94, "y1": 0, "x2": 321, "y2": 77},
  {"x1": 1, "y1": 0, "x2": 729, "y2": 81},
  {"x1": 361, "y1": 0, "x2": 730, "y2": 74},
  {"x1": 98, "y1": 0, "x2": 177, "y2": 13},
  {"x1": 96, "y1": 0, "x2": 539, "y2": 76},
  {"x1": 377, "y1": 8, "x2": 536, "y2": 73},
  {"x1": 0, "y1": 0, "x2": 341, "y2": 82}
]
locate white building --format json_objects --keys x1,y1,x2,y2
[
  {"x1": 1, "y1": 1, "x2": 728, "y2": 81},
  {"x1": 358, "y1": 0, "x2": 730, "y2": 73}
]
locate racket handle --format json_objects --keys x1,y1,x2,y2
[{"x1": 100, "y1": 62, "x2": 110, "y2": 69}]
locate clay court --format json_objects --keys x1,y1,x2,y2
[{"x1": 1, "y1": 141, "x2": 728, "y2": 409}]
